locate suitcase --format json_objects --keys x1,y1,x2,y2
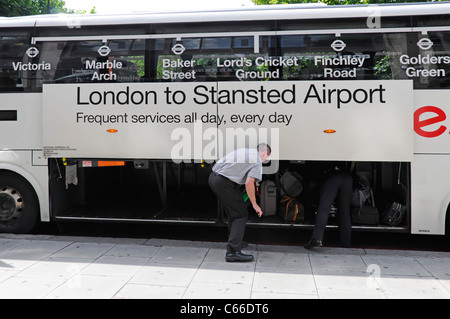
[
  {"x1": 260, "y1": 180, "x2": 277, "y2": 216},
  {"x1": 352, "y1": 205, "x2": 380, "y2": 225},
  {"x1": 382, "y1": 163, "x2": 407, "y2": 226},
  {"x1": 352, "y1": 189, "x2": 380, "y2": 225},
  {"x1": 382, "y1": 202, "x2": 406, "y2": 226}
]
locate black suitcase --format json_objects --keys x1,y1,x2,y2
[
  {"x1": 260, "y1": 180, "x2": 277, "y2": 216},
  {"x1": 352, "y1": 189, "x2": 380, "y2": 225},
  {"x1": 352, "y1": 205, "x2": 380, "y2": 225},
  {"x1": 382, "y1": 202, "x2": 406, "y2": 226},
  {"x1": 382, "y1": 163, "x2": 407, "y2": 226}
]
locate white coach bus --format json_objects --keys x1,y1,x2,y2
[{"x1": 1, "y1": 2, "x2": 450, "y2": 240}]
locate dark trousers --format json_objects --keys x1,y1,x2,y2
[
  {"x1": 312, "y1": 171, "x2": 353, "y2": 248},
  {"x1": 209, "y1": 172, "x2": 248, "y2": 253}
]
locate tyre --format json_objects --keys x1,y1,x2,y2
[{"x1": 0, "y1": 171, "x2": 39, "y2": 233}]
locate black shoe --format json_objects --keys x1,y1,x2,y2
[
  {"x1": 304, "y1": 239, "x2": 323, "y2": 250},
  {"x1": 225, "y1": 251, "x2": 254, "y2": 262}
]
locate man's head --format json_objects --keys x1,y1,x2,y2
[{"x1": 257, "y1": 143, "x2": 271, "y2": 162}]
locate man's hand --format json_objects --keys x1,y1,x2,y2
[
  {"x1": 253, "y1": 203, "x2": 263, "y2": 218},
  {"x1": 245, "y1": 176, "x2": 263, "y2": 218}
]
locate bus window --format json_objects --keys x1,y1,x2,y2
[
  {"x1": 37, "y1": 39, "x2": 145, "y2": 85},
  {"x1": 279, "y1": 33, "x2": 409, "y2": 81},
  {"x1": 405, "y1": 31, "x2": 450, "y2": 89},
  {"x1": 0, "y1": 31, "x2": 33, "y2": 92},
  {"x1": 153, "y1": 36, "x2": 272, "y2": 82}
]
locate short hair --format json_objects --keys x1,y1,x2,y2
[{"x1": 257, "y1": 143, "x2": 271, "y2": 155}]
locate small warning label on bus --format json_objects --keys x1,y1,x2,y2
[{"x1": 43, "y1": 146, "x2": 77, "y2": 158}]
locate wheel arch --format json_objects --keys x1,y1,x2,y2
[
  {"x1": 446, "y1": 202, "x2": 450, "y2": 236},
  {"x1": 0, "y1": 164, "x2": 47, "y2": 222}
]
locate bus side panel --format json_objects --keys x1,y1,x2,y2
[
  {"x1": 42, "y1": 80, "x2": 414, "y2": 162},
  {"x1": 412, "y1": 90, "x2": 450, "y2": 235},
  {"x1": 411, "y1": 155, "x2": 449, "y2": 235},
  {"x1": 42, "y1": 83, "x2": 217, "y2": 160},
  {"x1": 414, "y1": 90, "x2": 450, "y2": 154},
  {"x1": 0, "y1": 93, "x2": 42, "y2": 149}
]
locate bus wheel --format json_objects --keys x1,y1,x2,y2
[{"x1": 0, "y1": 172, "x2": 39, "y2": 233}]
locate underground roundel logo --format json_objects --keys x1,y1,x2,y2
[
  {"x1": 172, "y1": 43, "x2": 186, "y2": 55},
  {"x1": 331, "y1": 40, "x2": 346, "y2": 52},
  {"x1": 97, "y1": 45, "x2": 111, "y2": 57},
  {"x1": 417, "y1": 38, "x2": 434, "y2": 50},
  {"x1": 26, "y1": 46, "x2": 39, "y2": 58}
]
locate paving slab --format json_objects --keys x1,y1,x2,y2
[{"x1": 0, "y1": 234, "x2": 448, "y2": 300}]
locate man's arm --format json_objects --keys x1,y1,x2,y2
[{"x1": 245, "y1": 176, "x2": 262, "y2": 217}]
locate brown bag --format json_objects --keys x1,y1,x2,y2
[{"x1": 280, "y1": 196, "x2": 304, "y2": 223}]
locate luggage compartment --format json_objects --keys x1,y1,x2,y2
[
  {"x1": 49, "y1": 159, "x2": 410, "y2": 232},
  {"x1": 49, "y1": 160, "x2": 218, "y2": 224}
]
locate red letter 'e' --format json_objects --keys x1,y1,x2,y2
[{"x1": 414, "y1": 106, "x2": 447, "y2": 138}]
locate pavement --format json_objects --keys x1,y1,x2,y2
[{"x1": 0, "y1": 233, "x2": 449, "y2": 300}]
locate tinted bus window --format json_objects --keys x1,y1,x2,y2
[
  {"x1": 404, "y1": 32, "x2": 450, "y2": 89},
  {"x1": 0, "y1": 31, "x2": 33, "y2": 92},
  {"x1": 414, "y1": 14, "x2": 450, "y2": 28},
  {"x1": 37, "y1": 39, "x2": 145, "y2": 86},
  {"x1": 278, "y1": 16, "x2": 411, "y2": 31},
  {"x1": 153, "y1": 36, "x2": 273, "y2": 82},
  {"x1": 279, "y1": 33, "x2": 409, "y2": 81},
  {"x1": 153, "y1": 20, "x2": 275, "y2": 35}
]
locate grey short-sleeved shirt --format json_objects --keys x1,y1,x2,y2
[{"x1": 212, "y1": 148, "x2": 262, "y2": 185}]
